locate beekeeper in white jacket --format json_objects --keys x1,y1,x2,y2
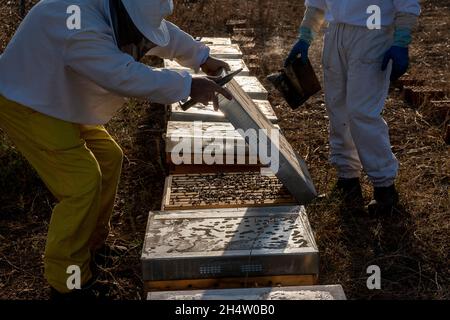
[
  {"x1": 0, "y1": 0, "x2": 232, "y2": 300},
  {"x1": 286, "y1": 0, "x2": 420, "y2": 215}
]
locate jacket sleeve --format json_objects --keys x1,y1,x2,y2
[
  {"x1": 393, "y1": 0, "x2": 421, "y2": 15},
  {"x1": 305, "y1": 0, "x2": 327, "y2": 11},
  {"x1": 301, "y1": 6, "x2": 326, "y2": 34},
  {"x1": 392, "y1": 1, "x2": 421, "y2": 47},
  {"x1": 63, "y1": 30, "x2": 192, "y2": 104},
  {"x1": 147, "y1": 21, "x2": 210, "y2": 70}
]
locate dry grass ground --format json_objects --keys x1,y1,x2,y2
[{"x1": 0, "y1": 0, "x2": 448, "y2": 299}]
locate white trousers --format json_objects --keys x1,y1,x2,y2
[{"x1": 322, "y1": 23, "x2": 399, "y2": 187}]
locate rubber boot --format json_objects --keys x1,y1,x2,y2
[
  {"x1": 332, "y1": 178, "x2": 364, "y2": 209},
  {"x1": 368, "y1": 185, "x2": 399, "y2": 216}
]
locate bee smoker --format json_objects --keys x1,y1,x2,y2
[{"x1": 267, "y1": 57, "x2": 322, "y2": 110}]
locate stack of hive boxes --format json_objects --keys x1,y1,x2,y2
[{"x1": 142, "y1": 38, "x2": 345, "y2": 300}]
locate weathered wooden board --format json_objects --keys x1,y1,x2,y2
[
  {"x1": 165, "y1": 121, "x2": 250, "y2": 156},
  {"x1": 209, "y1": 44, "x2": 243, "y2": 59},
  {"x1": 199, "y1": 37, "x2": 232, "y2": 46},
  {"x1": 232, "y1": 35, "x2": 255, "y2": 43},
  {"x1": 164, "y1": 59, "x2": 250, "y2": 76},
  {"x1": 220, "y1": 79, "x2": 317, "y2": 204},
  {"x1": 142, "y1": 206, "x2": 318, "y2": 282},
  {"x1": 170, "y1": 99, "x2": 277, "y2": 123},
  {"x1": 148, "y1": 285, "x2": 346, "y2": 300},
  {"x1": 165, "y1": 121, "x2": 281, "y2": 164},
  {"x1": 234, "y1": 76, "x2": 268, "y2": 100},
  {"x1": 161, "y1": 173, "x2": 297, "y2": 211}
]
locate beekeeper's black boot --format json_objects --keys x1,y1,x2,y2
[
  {"x1": 49, "y1": 276, "x2": 109, "y2": 301},
  {"x1": 368, "y1": 185, "x2": 399, "y2": 216},
  {"x1": 332, "y1": 178, "x2": 364, "y2": 209},
  {"x1": 92, "y1": 244, "x2": 128, "y2": 269}
]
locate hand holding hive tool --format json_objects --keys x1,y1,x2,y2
[
  {"x1": 180, "y1": 68, "x2": 243, "y2": 111},
  {"x1": 267, "y1": 56, "x2": 321, "y2": 110}
]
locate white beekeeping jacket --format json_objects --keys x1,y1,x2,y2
[
  {"x1": 306, "y1": 0, "x2": 420, "y2": 26},
  {"x1": 0, "y1": 0, "x2": 209, "y2": 125}
]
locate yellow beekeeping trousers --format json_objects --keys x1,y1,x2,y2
[{"x1": 0, "y1": 96, "x2": 123, "y2": 293}]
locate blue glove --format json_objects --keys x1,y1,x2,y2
[
  {"x1": 381, "y1": 46, "x2": 409, "y2": 82},
  {"x1": 381, "y1": 27, "x2": 412, "y2": 81},
  {"x1": 285, "y1": 27, "x2": 313, "y2": 67},
  {"x1": 285, "y1": 39, "x2": 310, "y2": 67}
]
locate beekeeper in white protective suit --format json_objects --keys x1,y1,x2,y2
[
  {"x1": 286, "y1": 0, "x2": 421, "y2": 215},
  {"x1": 0, "y1": 0, "x2": 232, "y2": 300}
]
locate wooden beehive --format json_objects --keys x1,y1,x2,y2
[
  {"x1": 198, "y1": 37, "x2": 232, "y2": 46},
  {"x1": 161, "y1": 172, "x2": 297, "y2": 211},
  {"x1": 394, "y1": 77, "x2": 425, "y2": 90},
  {"x1": 226, "y1": 19, "x2": 248, "y2": 32},
  {"x1": 234, "y1": 76, "x2": 268, "y2": 100},
  {"x1": 165, "y1": 121, "x2": 281, "y2": 167},
  {"x1": 164, "y1": 58, "x2": 250, "y2": 76},
  {"x1": 404, "y1": 86, "x2": 446, "y2": 108},
  {"x1": 209, "y1": 44, "x2": 243, "y2": 59},
  {"x1": 422, "y1": 100, "x2": 450, "y2": 124},
  {"x1": 142, "y1": 206, "x2": 319, "y2": 290},
  {"x1": 170, "y1": 99, "x2": 277, "y2": 123}
]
